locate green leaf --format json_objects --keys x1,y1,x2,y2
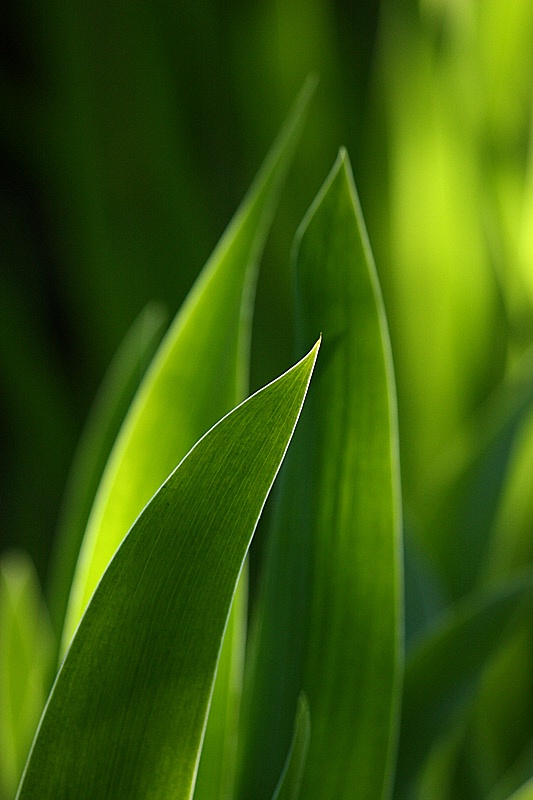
[
  {"x1": 272, "y1": 694, "x2": 311, "y2": 800},
  {"x1": 62, "y1": 76, "x2": 316, "y2": 651},
  {"x1": 16, "y1": 342, "x2": 320, "y2": 800},
  {"x1": 395, "y1": 573, "x2": 533, "y2": 798},
  {"x1": 296, "y1": 150, "x2": 403, "y2": 800},
  {"x1": 0, "y1": 553, "x2": 53, "y2": 800},
  {"x1": 239, "y1": 151, "x2": 403, "y2": 800},
  {"x1": 47, "y1": 302, "x2": 167, "y2": 640}
]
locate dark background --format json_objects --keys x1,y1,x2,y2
[{"x1": 2, "y1": 0, "x2": 531, "y2": 593}]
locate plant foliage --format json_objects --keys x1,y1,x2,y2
[{"x1": 2, "y1": 6, "x2": 533, "y2": 793}]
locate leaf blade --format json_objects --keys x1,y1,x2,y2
[{"x1": 17, "y1": 342, "x2": 320, "y2": 800}]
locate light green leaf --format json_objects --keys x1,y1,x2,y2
[
  {"x1": 47, "y1": 302, "x2": 167, "y2": 640},
  {"x1": 239, "y1": 151, "x2": 403, "y2": 800},
  {"x1": 272, "y1": 694, "x2": 311, "y2": 800},
  {"x1": 16, "y1": 341, "x2": 320, "y2": 800},
  {"x1": 395, "y1": 573, "x2": 533, "y2": 798},
  {"x1": 0, "y1": 553, "x2": 53, "y2": 800}
]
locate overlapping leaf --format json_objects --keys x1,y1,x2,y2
[{"x1": 16, "y1": 342, "x2": 319, "y2": 800}]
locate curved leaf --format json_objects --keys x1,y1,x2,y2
[{"x1": 16, "y1": 342, "x2": 320, "y2": 800}]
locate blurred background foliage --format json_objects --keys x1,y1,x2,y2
[
  {"x1": 1, "y1": 0, "x2": 533, "y2": 792},
  {"x1": 0, "y1": 0, "x2": 533, "y2": 800}
]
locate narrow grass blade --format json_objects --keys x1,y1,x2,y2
[
  {"x1": 395, "y1": 573, "x2": 533, "y2": 798},
  {"x1": 0, "y1": 553, "x2": 52, "y2": 800},
  {"x1": 239, "y1": 151, "x2": 403, "y2": 800},
  {"x1": 16, "y1": 342, "x2": 319, "y2": 800},
  {"x1": 272, "y1": 694, "x2": 311, "y2": 800},
  {"x1": 47, "y1": 303, "x2": 167, "y2": 640},
  {"x1": 63, "y1": 76, "x2": 316, "y2": 650}
]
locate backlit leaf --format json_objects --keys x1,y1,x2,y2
[{"x1": 16, "y1": 341, "x2": 319, "y2": 800}]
